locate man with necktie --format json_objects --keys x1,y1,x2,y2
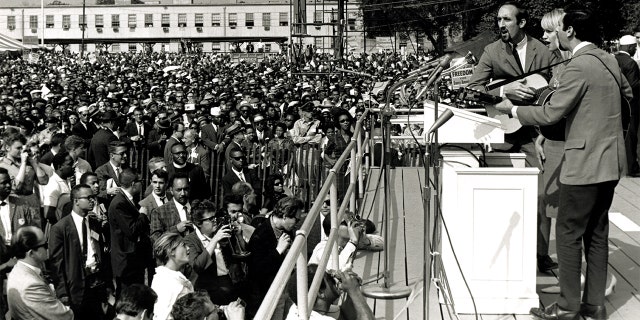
[
  {"x1": 108, "y1": 168, "x2": 150, "y2": 297},
  {"x1": 49, "y1": 184, "x2": 111, "y2": 319},
  {"x1": 150, "y1": 172, "x2": 194, "y2": 243},
  {"x1": 96, "y1": 141, "x2": 129, "y2": 208}
]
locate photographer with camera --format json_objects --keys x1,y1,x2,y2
[
  {"x1": 184, "y1": 200, "x2": 250, "y2": 305},
  {"x1": 0, "y1": 132, "x2": 49, "y2": 209}
]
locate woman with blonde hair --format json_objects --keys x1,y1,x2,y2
[{"x1": 150, "y1": 232, "x2": 194, "y2": 320}]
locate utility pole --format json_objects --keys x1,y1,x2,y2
[
  {"x1": 81, "y1": 0, "x2": 86, "y2": 56},
  {"x1": 337, "y1": 0, "x2": 344, "y2": 58}
]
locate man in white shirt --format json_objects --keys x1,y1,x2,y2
[
  {"x1": 64, "y1": 135, "x2": 93, "y2": 186},
  {"x1": 41, "y1": 152, "x2": 74, "y2": 226},
  {"x1": 96, "y1": 141, "x2": 129, "y2": 207},
  {"x1": 150, "y1": 172, "x2": 194, "y2": 242}
]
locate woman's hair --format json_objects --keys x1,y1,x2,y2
[
  {"x1": 272, "y1": 196, "x2": 304, "y2": 219},
  {"x1": 153, "y1": 232, "x2": 183, "y2": 266},
  {"x1": 191, "y1": 199, "x2": 217, "y2": 225},
  {"x1": 541, "y1": 8, "x2": 565, "y2": 31},
  {"x1": 333, "y1": 109, "x2": 354, "y2": 127}
]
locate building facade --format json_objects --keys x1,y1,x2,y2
[{"x1": 0, "y1": 0, "x2": 364, "y2": 53}]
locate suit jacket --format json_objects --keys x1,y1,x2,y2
[
  {"x1": 614, "y1": 52, "x2": 640, "y2": 130},
  {"x1": 108, "y1": 191, "x2": 151, "y2": 278},
  {"x1": 7, "y1": 261, "x2": 74, "y2": 320},
  {"x1": 247, "y1": 221, "x2": 287, "y2": 298},
  {"x1": 166, "y1": 162, "x2": 211, "y2": 201},
  {"x1": 71, "y1": 121, "x2": 99, "y2": 143},
  {"x1": 123, "y1": 121, "x2": 152, "y2": 146},
  {"x1": 516, "y1": 44, "x2": 632, "y2": 185},
  {"x1": 187, "y1": 144, "x2": 211, "y2": 178},
  {"x1": 88, "y1": 128, "x2": 118, "y2": 170},
  {"x1": 221, "y1": 168, "x2": 256, "y2": 196},
  {"x1": 150, "y1": 200, "x2": 191, "y2": 243},
  {"x1": 200, "y1": 123, "x2": 221, "y2": 151},
  {"x1": 467, "y1": 35, "x2": 556, "y2": 148},
  {"x1": 139, "y1": 193, "x2": 164, "y2": 217},
  {"x1": 95, "y1": 162, "x2": 128, "y2": 206},
  {"x1": 49, "y1": 213, "x2": 108, "y2": 305},
  {"x1": 0, "y1": 196, "x2": 41, "y2": 240}
]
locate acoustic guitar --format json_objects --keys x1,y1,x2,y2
[{"x1": 463, "y1": 74, "x2": 551, "y2": 134}]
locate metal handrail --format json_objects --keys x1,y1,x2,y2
[{"x1": 254, "y1": 109, "x2": 370, "y2": 320}]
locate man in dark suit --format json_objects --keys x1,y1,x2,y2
[
  {"x1": 163, "y1": 122, "x2": 185, "y2": 166},
  {"x1": 224, "y1": 123, "x2": 246, "y2": 171},
  {"x1": 49, "y1": 184, "x2": 111, "y2": 319},
  {"x1": 39, "y1": 132, "x2": 67, "y2": 166},
  {"x1": 166, "y1": 142, "x2": 211, "y2": 201},
  {"x1": 150, "y1": 172, "x2": 194, "y2": 243},
  {"x1": 108, "y1": 168, "x2": 150, "y2": 297},
  {"x1": 95, "y1": 141, "x2": 129, "y2": 207},
  {"x1": 138, "y1": 169, "x2": 168, "y2": 285},
  {"x1": 616, "y1": 35, "x2": 640, "y2": 177},
  {"x1": 253, "y1": 114, "x2": 273, "y2": 144},
  {"x1": 467, "y1": 1, "x2": 558, "y2": 273},
  {"x1": 198, "y1": 114, "x2": 224, "y2": 152},
  {"x1": 7, "y1": 226, "x2": 73, "y2": 320},
  {"x1": 88, "y1": 110, "x2": 119, "y2": 170},
  {"x1": 123, "y1": 108, "x2": 151, "y2": 149},
  {"x1": 71, "y1": 105, "x2": 99, "y2": 145},
  {"x1": 222, "y1": 149, "x2": 257, "y2": 197},
  {"x1": 495, "y1": 9, "x2": 632, "y2": 320}
]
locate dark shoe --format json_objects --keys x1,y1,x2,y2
[
  {"x1": 580, "y1": 303, "x2": 607, "y2": 320},
  {"x1": 530, "y1": 303, "x2": 579, "y2": 320},
  {"x1": 538, "y1": 255, "x2": 559, "y2": 273}
]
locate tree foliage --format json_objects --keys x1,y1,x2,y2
[{"x1": 361, "y1": 0, "x2": 640, "y2": 53}]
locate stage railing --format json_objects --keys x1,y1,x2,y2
[{"x1": 254, "y1": 110, "x2": 370, "y2": 320}]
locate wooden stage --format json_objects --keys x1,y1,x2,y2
[{"x1": 352, "y1": 168, "x2": 640, "y2": 320}]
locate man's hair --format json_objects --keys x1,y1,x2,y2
[
  {"x1": 171, "y1": 291, "x2": 212, "y2": 320},
  {"x1": 70, "y1": 183, "x2": 92, "y2": 202},
  {"x1": 3, "y1": 132, "x2": 26, "y2": 148},
  {"x1": 50, "y1": 132, "x2": 67, "y2": 147},
  {"x1": 108, "y1": 140, "x2": 128, "y2": 154},
  {"x1": 501, "y1": 1, "x2": 528, "y2": 23},
  {"x1": 168, "y1": 172, "x2": 190, "y2": 188},
  {"x1": 223, "y1": 193, "x2": 244, "y2": 208},
  {"x1": 115, "y1": 284, "x2": 158, "y2": 317},
  {"x1": 52, "y1": 151, "x2": 70, "y2": 170},
  {"x1": 170, "y1": 142, "x2": 186, "y2": 153},
  {"x1": 231, "y1": 181, "x2": 253, "y2": 198},
  {"x1": 147, "y1": 157, "x2": 165, "y2": 172},
  {"x1": 0, "y1": 167, "x2": 8, "y2": 176},
  {"x1": 12, "y1": 226, "x2": 41, "y2": 259},
  {"x1": 119, "y1": 167, "x2": 139, "y2": 188},
  {"x1": 272, "y1": 196, "x2": 304, "y2": 219},
  {"x1": 562, "y1": 9, "x2": 600, "y2": 45},
  {"x1": 190, "y1": 199, "x2": 216, "y2": 224},
  {"x1": 80, "y1": 172, "x2": 97, "y2": 185},
  {"x1": 64, "y1": 135, "x2": 85, "y2": 151},
  {"x1": 151, "y1": 169, "x2": 168, "y2": 181}
]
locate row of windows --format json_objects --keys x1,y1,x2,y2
[
  {"x1": 7, "y1": 12, "x2": 313, "y2": 29},
  {"x1": 75, "y1": 42, "x2": 274, "y2": 53}
]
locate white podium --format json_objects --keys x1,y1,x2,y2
[{"x1": 440, "y1": 153, "x2": 540, "y2": 314}]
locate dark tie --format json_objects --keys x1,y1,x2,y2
[
  {"x1": 138, "y1": 124, "x2": 143, "y2": 136},
  {"x1": 81, "y1": 218, "x2": 88, "y2": 260},
  {"x1": 184, "y1": 206, "x2": 190, "y2": 220},
  {"x1": 159, "y1": 197, "x2": 166, "y2": 204},
  {"x1": 239, "y1": 172, "x2": 246, "y2": 182},
  {"x1": 0, "y1": 201, "x2": 6, "y2": 206},
  {"x1": 115, "y1": 167, "x2": 122, "y2": 181},
  {"x1": 512, "y1": 44, "x2": 524, "y2": 73}
]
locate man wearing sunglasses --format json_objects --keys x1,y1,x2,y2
[
  {"x1": 7, "y1": 226, "x2": 73, "y2": 319},
  {"x1": 96, "y1": 141, "x2": 129, "y2": 207}
]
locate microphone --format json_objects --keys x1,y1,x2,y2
[
  {"x1": 424, "y1": 54, "x2": 454, "y2": 88},
  {"x1": 334, "y1": 67, "x2": 373, "y2": 78},
  {"x1": 407, "y1": 56, "x2": 446, "y2": 76},
  {"x1": 427, "y1": 109, "x2": 455, "y2": 135}
]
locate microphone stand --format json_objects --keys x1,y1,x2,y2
[{"x1": 423, "y1": 77, "x2": 444, "y2": 320}]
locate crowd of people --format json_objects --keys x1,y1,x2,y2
[{"x1": 0, "y1": 41, "x2": 429, "y2": 320}]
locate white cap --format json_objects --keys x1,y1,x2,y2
[
  {"x1": 620, "y1": 35, "x2": 636, "y2": 46},
  {"x1": 210, "y1": 106, "x2": 221, "y2": 116}
]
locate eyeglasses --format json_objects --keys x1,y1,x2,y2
[
  {"x1": 339, "y1": 119, "x2": 350, "y2": 123},
  {"x1": 172, "y1": 151, "x2": 188, "y2": 155},
  {"x1": 112, "y1": 152, "x2": 127, "y2": 156},
  {"x1": 77, "y1": 195, "x2": 97, "y2": 201},
  {"x1": 201, "y1": 215, "x2": 217, "y2": 223},
  {"x1": 133, "y1": 113, "x2": 143, "y2": 117},
  {"x1": 231, "y1": 156, "x2": 244, "y2": 160}
]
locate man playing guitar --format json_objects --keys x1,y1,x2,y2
[{"x1": 467, "y1": 1, "x2": 558, "y2": 273}]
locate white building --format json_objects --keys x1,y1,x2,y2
[{"x1": 0, "y1": 0, "x2": 363, "y2": 53}]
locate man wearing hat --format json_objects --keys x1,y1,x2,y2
[
  {"x1": 72, "y1": 105, "x2": 99, "y2": 145},
  {"x1": 616, "y1": 34, "x2": 640, "y2": 177},
  {"x1": 37, "y1": 116, "x2": 62, "y2": 147},
  {"x1": 88, "y1": 110, "x2": 120, "y2": 170},
  {"x1": 253, "y1": 114, "x2": 272, "y2": 144},
  {"x1": 223, "y1": 123, "x2": 246, "y2": 169},
  {"x1": 198, "y1": 112, "x2": 223, "y2": 152},
  {"x1": 291, "y1": 102, "x2": 322, "y2": 145}
]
